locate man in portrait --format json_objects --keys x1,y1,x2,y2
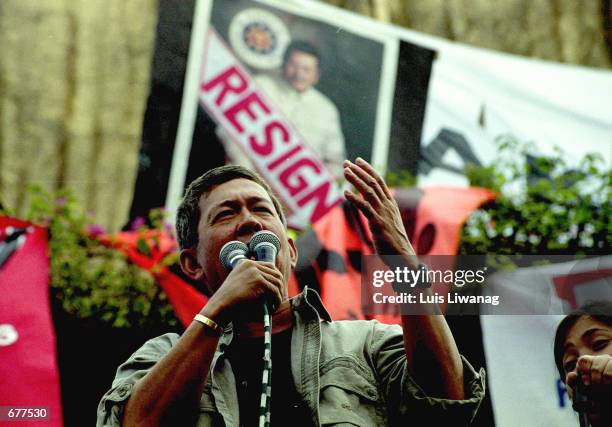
[{"x1": 222, "y1": 40, "x2": 346, "y2": 179}]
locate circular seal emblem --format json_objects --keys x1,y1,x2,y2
[
  {"x1": 0, "y1": 324, "x2": 18, "y2": 347},
  {"x1": 228, "y1": 8, "x2": 291, "y2": 70}
]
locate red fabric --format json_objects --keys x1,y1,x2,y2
[
  {"x1": 98, "y1": 230, "x2": 177, "y2": 271},
  {"x1": 0, "y1": 217, "x2": 63, "y2": 426},
  {"x1": 306, "y1": 204, "x2": 372, "y2": 320},
  {"x1": 553, "y1": 269, "x2": 612, "y2": 309},
  {"x1": 155, "y1": 269, "x2": 207, "y2": 326},
  {"x1": 98, "y1": 231, "x2": 207, "y2": 326},
  {"x1": 416, "y1": 187, "x2": 496, "y2": 255},
  {"x1": 294, "y1": 187, "x2": 496, "y2": 322}
]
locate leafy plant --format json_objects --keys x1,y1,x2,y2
[
  {"x1": 460, "y1": 135, "x2": 611, "y2": 255},
  {"x1": 4, "y1": 185, "x2": 179, "y2": 328},
  {"x1": 385, "y1": 169, "x2": 417, "y2": 188}
]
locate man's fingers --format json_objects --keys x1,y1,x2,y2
[
  {"x1": 246, "y1": 266, "x2": 283, "y2": 310},
  {"x1": 259, "y1": 269, "x2": 283, "y2": 290},
  {"x1": 346, "y1": 159, "x2": 386, "y2": 201},
  {"x1": 235, "y1": 260, "x2": 282, "y2": 283},
  {"x1": 354, "y1": 157, "x2": 392, "y2": 199},
  {"x1": 344, "y1": 190, "x2": 375, "y2": 220},
  {"x1": 235, "y1": 260, "x2": 283, "y2": 296},
  {"x1": 343, "y1": 161, "x2": 383, "y2": 206},
  {"x1": 255, "y1": 261, "x2": 283, "y2": 278},
  {"x1": 260, "y1": 276, "x2": 283, "y2": 308}
]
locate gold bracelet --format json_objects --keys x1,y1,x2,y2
[{"x1": 193, "y1": 314, "x2": 224, "y2": 335}]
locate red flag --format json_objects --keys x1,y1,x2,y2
[
  {"x1": 293, "y1": 187, "x2": 496, "y2": 321},
  {"x1": 0, "y1": 217, "x2": 63, "y2": 426}
]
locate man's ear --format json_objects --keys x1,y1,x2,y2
[
  {"x1": 288, "y1": 236, "x2": 298, "y2": 269},
  {"x1": 179, "y1": 248, "x2": 205, "y2": 281}
]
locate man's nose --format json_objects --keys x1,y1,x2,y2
[{"x1": 235, "y1": 209, "x2": 263, "y2": 237}]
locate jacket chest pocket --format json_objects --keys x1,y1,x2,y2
[{"x1": 318, "y1": 359, "x2": 385, "y2": 426}]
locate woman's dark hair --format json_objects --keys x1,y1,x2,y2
[{"x1": 553, "y1": 301, "x2": 612, "y2": 380}]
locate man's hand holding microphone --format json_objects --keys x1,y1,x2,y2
[{"x1": 202, "y1": 231, "x2": 283, "y2": 328}]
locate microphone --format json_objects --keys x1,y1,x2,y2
[
  {"x1": 249, "y1": 231, "x2": 281, "y2": 312},
  {"x1": 573, "y1": 378, "x2": 591, "y2": 427},
  {"x1": 219, "y1": 240, "x2": 249, "y2": 270},
  {"x1": 248, "y1": 230, "x2": 280, "y2": 427},
  {"x1": 248, "y1": 230, "x2": 281, "y2": 264}
]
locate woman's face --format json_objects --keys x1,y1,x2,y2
[
  {"x1": 562, "y1": 315, "x2": 612, "y2": 426},
  {"x1": 562, "y1": 316, "x2": 612, "y2": 381}
]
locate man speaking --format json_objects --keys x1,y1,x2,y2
[{"x1": 97, "y1": 158, "x2": 485, "y2": 426}]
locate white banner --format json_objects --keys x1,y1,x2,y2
[
  {"x1": 199, "y1": 28, "x2": 343, "y2": 229},
  {"x1": 409, "y1": 31, "x2": 612, "y2": 186},
  {"x1": 481, "y1": 315, "x2": 576, "y2": 427}
]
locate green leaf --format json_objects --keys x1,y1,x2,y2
[{"x1": 136, "y1": 238, "x2": 151, "y2": 256}]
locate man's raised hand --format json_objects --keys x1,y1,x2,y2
[{"x1": 343, "y1": 158, "x2": 416, "y2": 260}]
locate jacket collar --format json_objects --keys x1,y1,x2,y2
[
  {"x1": 216, "y1": 286, "x2": 332, "y2": 352},
  {"x1": 291, "y1": 286, "x2": 332, "y2": 323}
]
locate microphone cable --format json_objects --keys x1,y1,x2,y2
[
  {"x1": 248, "y1": 231, "x2": 281, "y2": 427},
  {"x1": 220, "y1": 232, "x2": 279, "y2": 427},
  {"x1": 259, "y1": 304, "x2": 272, "y2": 427}
]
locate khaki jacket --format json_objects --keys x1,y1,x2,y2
[{"x1": 97, "y1": 287, "x2": 485, "y2": 426}]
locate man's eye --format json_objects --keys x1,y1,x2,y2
[
  {"x1": 214, "y1": 210, "x2": 233, "y2": 221},
  {"x1": 564, "y1": 360, "x2": 576, "y2": 373},
  {"x1": 593, "y1": 339, "x2": 610, "y2": 351},
  {"x1": 254, "y1": 206, "x2": 272, "y2": 214}
]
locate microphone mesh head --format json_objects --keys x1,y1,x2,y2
[
  {"x1": 248, "y1": 230, "x2": 281, "y2": 252},
  {"x1": 219, "y1": 240, "x2": 248, "y2": 270}
]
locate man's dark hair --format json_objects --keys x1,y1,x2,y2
[
  {"x1": 282, "y1": 40, "x2": 321, "y2": 69},
  {"x1": 176, "y1": 165, "x2": 286, "y2": 250},
  {"x1": 553, "y1": 301, "x2": 612, "y2": 380}
]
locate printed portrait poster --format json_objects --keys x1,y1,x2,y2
[{"x1": 199, "y1": 0, "x2": 434, "y2": 229}]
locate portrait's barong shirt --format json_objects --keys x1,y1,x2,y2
[
  {"x1": 221, "y1": 74, "x2": 346, "y2": 178},
  {"x1": 97, "y1": 287, "x2": 486, "y2": 426}
]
